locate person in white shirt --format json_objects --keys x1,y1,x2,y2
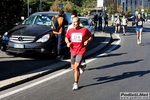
[
  {"x1": 122, "y1": 15, "x2": 128, "y2": 35},
  {"x1": 114, "y1": 15, "x2": 121, "y2": 34}
]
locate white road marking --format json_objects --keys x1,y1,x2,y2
[{"x1": 0, "y1": 34, "x2": 121, "y2": 99}]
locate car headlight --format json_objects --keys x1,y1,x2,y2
[
  {"x1": 36, "y1": 34, "x2": 50, "y2": 43},
  {"x1": 2, "y1": 32, "x2": 9, "y2": 40}
]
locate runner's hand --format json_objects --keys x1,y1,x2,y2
[
  {"x1": 67, "y1": 42, "x2": 71, "y2": 47},
  {"x1": 84, "y1": 41, "x2": 88, "y2": 46}
]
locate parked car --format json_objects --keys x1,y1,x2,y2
[
  {"x1": 1, "y1": 11, "x2": 71, "y2": 56},
  {"x1": 78, "y1": 17, "x2": 96, "y2": 37}
]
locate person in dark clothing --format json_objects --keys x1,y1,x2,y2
[
  {"x1": 94, "y1": 14, "x2": 98, "y2": 30},
  {"x1": 52, "y1": 9, "x2": 68, "y2": 60},
  {"x1": 104, "y1": 14, "x2": 108, "y2": 31},
  {"x1": 98, "y1": 13, "x2": 102, "y2": 31}
]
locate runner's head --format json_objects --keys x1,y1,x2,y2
[
  {"x1": 72, "y1": 17, "x2": 80, "y2": 29},
  {"x1": 71, "y1": 15, "x2": 76, "y2": 22}
]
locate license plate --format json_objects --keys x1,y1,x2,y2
[{"x1": 14, "y1": 44, "x2": 24, "y2": 48}]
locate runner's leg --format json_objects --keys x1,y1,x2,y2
[
  {"x1": 71, "y1": 53, "x2": 76, "y2": 70},
  {"x1": 139, "y1": 28, "x2": 143, "y2": 43},
  {"x1": 74, "y1": 55, "x2": 83, "y2": 82}
]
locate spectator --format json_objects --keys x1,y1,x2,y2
[
  {"x1": 98, "y1": 13, "x2": 103, "y2": 31},
  {"x1": 104, "y1": 14, "x2": 109, "y2": 31},
  {"x1": 52, "y1": 9, "x2": 68, "y2": 60},
  {"x1": 94, "y1": 14, "x2": 98, "y2": 30}
]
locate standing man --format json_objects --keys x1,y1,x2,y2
[
  {"x1": 53, "y1": 9, "x2": 68, "y2": 60},
  {"x1": 65, "y1": 17, "x2": 93, "y2": 90},
  {"x1": 135, "y1": 13, "x2": 145, "y2": 44},
  {"x1": 98, "y1": 13, "x2": 103, "y2": 31},
  {"x1": 104, "y1": 14, "x2": 108, "y2": 31},
  {"x1": 94, "y1": 13, "x2": 98, "y2": 30}
]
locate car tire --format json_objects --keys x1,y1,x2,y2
[{"x1": 5, "y1": 52, "x2": 14, "y2": 56}]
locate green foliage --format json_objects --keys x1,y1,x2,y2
[
  {"x1": 106, "y1": 3, "x2": 115, "y2": 19},
  {"x1": 136, "y1": 6, "x2": 143, "y2": 14},
  {"x1": 0, "y1": 0, "x2": 97, "y2": 35},
  {"x1": 0, "y1": 0, "x2": 24, "y2": 35},
  {"x1": 49, "y1": 0, "x2": 61, "y2": 11},
  {"x1": 125, "y1": 7, "x2": 132, "y2": 17},
  {"x1": 145, "y1": 7, "x2": 150, "y2": 14}
]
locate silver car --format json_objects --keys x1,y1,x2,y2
[{"x1": 79, "y1": 17, "x2": 96, "y2": 37}]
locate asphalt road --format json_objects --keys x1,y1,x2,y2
[
  {"x1": 0, "y1": 31, "x2": 106, "y2": 81},
  {"x1": 1, "y1": 22, "x2": 150, "y2": 100}
]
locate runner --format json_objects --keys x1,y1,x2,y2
[
  {"x1": 67, "y1": 13, "x2": 87, "y2": 72},
  {"x1": 65, "y1": 17, "x2": 93, "y2": 90},
  {"x1": 135, "y1": 13, "x2": 145, "y2": 44},
  {"x1": 122, "y1": 15, "x2": 128, "y2": 35},
  {"x1": 114, "y1": 15, "x2": 121, "y2": 34}
]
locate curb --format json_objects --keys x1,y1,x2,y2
[{"x1": 0, "y1": 32, "x2": 112, "y2": 91}]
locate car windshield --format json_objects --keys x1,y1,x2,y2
[
  {"x1": 80, "y1": 18, "x2": 90, "y2": 25},
  {"x1": 22, "y1": 14, "x2": 53, "y2": 26}
]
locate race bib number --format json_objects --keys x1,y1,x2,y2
[
  {"x1": 71, "y1": 33, "x2": 82, "y2": 42},
  {"x1": 138, "y1": 21, "x2": 142, "y2": 25}
]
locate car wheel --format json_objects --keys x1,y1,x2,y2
[
  {"x1": 1, "y1": 45, "x2": 6, "y2": 51},
  {"x1": 5, "y1": 52, "x2": 14, "y2": 56}
]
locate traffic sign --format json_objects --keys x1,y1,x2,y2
[{"x1": 59, "y1": 3, "x2": 63, "y2": 9}]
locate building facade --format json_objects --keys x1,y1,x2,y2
[{"x1": 104, "y1": 0, "x2": 150, "y2": 15}]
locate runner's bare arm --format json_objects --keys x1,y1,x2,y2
[
  {"x1": 84, "y1": 36, "x2": 93, "y2": 46},
  {"x1": 65, "y1": 37, "x2": 71, "y2": 47}
]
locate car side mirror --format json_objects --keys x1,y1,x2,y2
[{"x1": 15, "y1": 22, "x2": 22, "y2": 25}]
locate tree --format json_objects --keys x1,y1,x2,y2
[
  {"x1": 106, "y1": 3, "x2": 115, "y2": 19},
  {"x1": 0, "y1": 0, "x2": 24, "y2": 35},
  {"x1": 125, "y1": 7, "x2": 132, "y2": 17},
  {"x1": 145, "y1": 7, "x2": 150, "y2": 14},
  {"x1": 117, "y1": 5, "x2": 124, "y2": 15},
  {"x1": 136, "y1": 5, "x2": 143, "y2": 14},
  {"x1": 64, "y1": 1, "x2": 73, "y2": 12},
  {"x1": 49, "y1": 0, "x2": 61, "y2": 11}
]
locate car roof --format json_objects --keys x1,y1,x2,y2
[{"x1": 31, "y1": 11, "x2": 70, "y2": 16}]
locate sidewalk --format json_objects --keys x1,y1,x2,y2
[{"x1": 0, "y1": 31, "x2": 112, "y2": 91}]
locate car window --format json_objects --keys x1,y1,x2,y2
[
  {"x1": 22, "y1": 12, "x2": 71, "y2": 26},
  {"x1": 22, "y1": 16, "x2": 36, "y2": 25},
  {"x1": 34, "y1": 15, "x2": 51, "y2": 25},
  {"x1": 22, "y1": 15, "x2": 52, "y2": 26},
  {"x1": 80, "y1": 18, "x2": 89, "y2": 25}
]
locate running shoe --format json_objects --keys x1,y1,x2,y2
[
  {"x1": 79, "y1": 64, "x2": 86, "y2": 74},
  {"x1": 123, "y1": 32, "x2": 126, "y2": 35},
  {"x1": 79, "y1": 67, "x2": 84, "y2": 74},
  {"x1": 137, "y1": 39, "x2": 141, "y2": 45},
  {"x1": 72, "y1": 83, "x2": 78, "y2": 90},
  {"x1": 81, "y1": 60, "x2": 87, "y2": 68}
]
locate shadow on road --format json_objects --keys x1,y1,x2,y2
[
  {"x1": 87, "y1": 59, "x2": 143, "y2": 70},
  {"x1": 80, "y1": 69, "x2": 150, "y2": 89}
]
